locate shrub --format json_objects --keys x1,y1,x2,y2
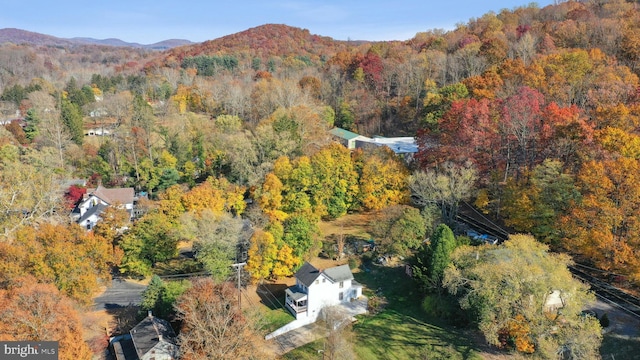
[{"x1": 421, "y1": 294, "x2": 467, "y2": 325}]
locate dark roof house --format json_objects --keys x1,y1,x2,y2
[{"x1": 130, "y1": 312, "x2": 179, "y2": 360}]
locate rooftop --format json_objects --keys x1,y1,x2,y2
[
  {"x1": 330, "y1": 127, "x2": 362, "y2": 141},
  {"x1": 91, "y1": 185, "x2": 134, "y2": 205},
  {"x1": 295, "y1": 262, "x2": 322, "y2": 287},
  {"x1": 295, "y1": 262, "x2": 354, "y2": 286},
  {"x1": 323, "y1": 264, "x2": 354, "y2": 283},
  {"x1": 130, "y1": 313, "x2": 178, "y2": 359}
]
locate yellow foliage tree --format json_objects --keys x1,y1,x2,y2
[
  {"x1": 356, "y1": 147, "x2": 409, "y2": 211},
  {"x1": 596, "y1": 126, "x2": 640, "y2": 159},
  {"x1": 258, "y1": 173, "x2": 288, "y2": 222},
  {"x1": 12, "y1": 223, "x2": 112, "y2": 305},
  {"x1": 246, "y1": 230, "x2": 278, "y2": 283},
  {"x1": 561, "y1": 158, "x2": 640, "y2": 276},
  {"x1": 272, "y1": 244, "x2": 301, "y2": 278},
  {"x1": 158, "y1": 184, "x2": 187, "y2": 221},
  {"x1": 181, "y1": 177, "x2": 246, "y2": 216}
]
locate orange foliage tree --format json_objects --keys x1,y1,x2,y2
[
  {"x1": 561, "y1": 157, "x2": 640, "y2": 279},
  {"x1": 10, "y1": 223, "x2": 112, "y2": 305},
  {"x1": 0, "y1": 277, "x2": 92, "y2": 360}
]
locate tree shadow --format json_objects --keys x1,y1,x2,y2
[
  {"x1": 103, "y1": 304, "x2": 140, "y2": 336},
  {"x1": 256, "y1": 283, "x2": 288, "y2": 310},
  {"x1": 601, "y1": 335, "x2": 640, "y2": 359}
]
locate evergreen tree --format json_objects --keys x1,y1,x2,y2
[
  {"x1": 60, "y1": 99, "x2": 83, "y2": 145},
  {"x1": 413, "y1": 224, "x2": 457, "y2": 293},
  {"x1": 23, "y1": 108, "x2": 40, "y2": 142}
]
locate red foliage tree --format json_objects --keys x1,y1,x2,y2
[{"x1": 64, "y1": 184, "x2": 86, "y2": 209}]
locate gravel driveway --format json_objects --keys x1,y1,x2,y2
[{"x1": 588, "y1": 298, "x2": 640, "y2": 337}]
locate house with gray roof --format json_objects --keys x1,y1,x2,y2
[
  {"x1": 285, "y1": 262, "x2": 363, "y2": 322},
  {"x1": 110, "y1": 312, "x2": 178, "y2": 360}
]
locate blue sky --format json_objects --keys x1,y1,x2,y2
[{"x1": 1, "y1": 1, "x2": 556, "y2": 44}]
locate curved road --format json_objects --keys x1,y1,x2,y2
[{"x1": 93, "y1": 277, "x2": 147, "y2": 310}]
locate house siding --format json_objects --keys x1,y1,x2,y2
[{"x1": 286, "y1": 263, "x2": 362, "y2": 322}]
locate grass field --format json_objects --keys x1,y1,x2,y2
[
  {"x1": 277, "y1": 212, "x2": 486, "y2": 359},
  {"x1": 600, "y1": 333, "x2": 640, "y2": 359},
  {"x1": 351, "y1": 265, "x2": 483, "y2": 360},
  {"x1": 278, "y1": 263, "x2": 483, "y2": 359}
]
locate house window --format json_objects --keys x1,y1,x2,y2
[
  {"x1": 339, "y1": 281, "x2": 344, "y2": 288},
  {"x1": 322, "y1": 278, "x2": 326, "y2": 283},
  {"x1": 315, "y1": 280, "x2": 319, "y2": 284},
  {"x1": 339, "y1": 292, "x2": 344, "y2": 301}
]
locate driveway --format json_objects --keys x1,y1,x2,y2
[
  {"x1": 588, "y1": 298, "x2": 640, "y2": 338},
  {"x1": 271, "y1": 322, "x2": 327, "y2": 355},
  {"x1": 93, "y1": 277, "x2": 147, "y2": 310}
]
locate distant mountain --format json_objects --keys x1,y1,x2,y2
[
  {"x1": 70, "y1": 37, "x2": 193, "y2": 50},
  {"x1": 0, "y1": 28, "x2": 193, "y2": 50},
  {"x1": 0, "y1": 28, "x2": 74, "y2": 47},
  {"x1": 156, "y1": 24, "x2": 368, "y2": 66}
]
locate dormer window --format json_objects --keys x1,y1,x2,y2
[{"x1": 339, "y1": 281, "x2": 344, "y2": 288}]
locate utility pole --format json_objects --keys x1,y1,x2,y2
[{"x1": 231, "y1": 262, "x2": 246, "y2": 308}]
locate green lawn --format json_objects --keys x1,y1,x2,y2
[
  {"x1": 282, "y1": 340, "x2": 325, "y2": 360},
  {"x1": 600, "y1": 334, "x2": 640, "y2": 360},
  {"x1": 280, "y1": 262, "x2": 483, "y2": 359},
  {"x1": 261, "y1": 307, "x2": 296, "y2": 335},
  {"x1": 351, "y1": 265, "x2": 482, "y2": 360}
]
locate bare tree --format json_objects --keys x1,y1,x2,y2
[
  {"x1": 102, "y1": 91, "x2": 133, "y2": 127},
  {"x1": 335, "y1": 233, "x2": 346, "y2": 260},
  {"x1": 175, "y1": 278, "x2": 266, "y2": 360},
  {"x1": 409, "y1": 161, "x2": 477, "y2": 225},
  {"x1": 320, "y1": 306, "x2": 356, "y2": 360},
  {"x1": 29, "y1": 91, "x2": 69, "y2": 166}
]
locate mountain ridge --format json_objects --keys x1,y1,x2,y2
[{"x1": 0, "y1": 28, "x2": 194, "y2": 50}]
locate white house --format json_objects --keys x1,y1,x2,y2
[
  {"x1": 285, "y1": 262, "x2": 363, "y2": 322},
  {"x1": 72, "y1": 185, "x2": 135, "y2": 230}
]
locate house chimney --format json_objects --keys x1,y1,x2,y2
[{"x1": 158, "y1": 334, "x2": 163, "y2": 342}]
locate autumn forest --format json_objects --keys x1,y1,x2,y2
[{"x1": 1, "y1": 1, "x2": 640, "y2": 359}]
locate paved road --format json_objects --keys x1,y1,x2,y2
[{"x1": 93, "y1": 277, "x2": 147, "y2": 310}]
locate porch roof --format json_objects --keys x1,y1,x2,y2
[{"x1": 285, "y1": 287, "x2": 307, "y2": 302}]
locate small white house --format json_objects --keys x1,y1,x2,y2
[
  {"x1": 73, "y1": 185, "x2": 134, "y2": 230},
  {"x1": 285, "y1": 262, "x2": 363, "y2": 322}
]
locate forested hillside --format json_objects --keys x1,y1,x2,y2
[{"x1": 1, "y1": 1, "x2": 640, "y2": 358}]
